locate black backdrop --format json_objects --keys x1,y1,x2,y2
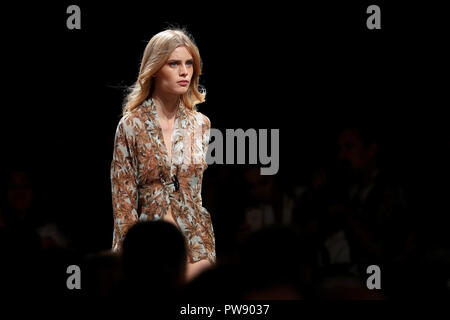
[{"x1": 2, "y1": 1, "x2": 448, "y2": 255}]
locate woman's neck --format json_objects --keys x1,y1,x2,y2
[{"x1": 152, "y1": 93, "x2": 180, "y2": 122}]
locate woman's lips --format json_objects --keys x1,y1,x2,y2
[{"x1": 177, "y1": 81, "x2": 189, "y2": 86}]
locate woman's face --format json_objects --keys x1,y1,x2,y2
[{"x1": 153, "y1": 46, "x2": 194, "y2": 96}]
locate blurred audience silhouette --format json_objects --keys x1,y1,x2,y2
[{"x1": 1, "y1": 124, "x2": 449, "y2": 304}]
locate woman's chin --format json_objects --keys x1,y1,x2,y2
[
  {"x1": 163, "y1": 87, "x2": 189, "y2": 97},
  {"x1": 177, "y1": 88, "x2": 189, "y2": 95}
]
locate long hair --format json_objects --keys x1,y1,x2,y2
[{"x1": 122, "y1": 28, "x2": 206, "y2": 116}]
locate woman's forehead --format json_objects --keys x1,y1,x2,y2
[{"x1": 169, "y1": 46, "x2": 193, "y2": 60}]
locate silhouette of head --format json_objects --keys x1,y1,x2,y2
[
  {"x1": 6, "y1": 169, "x2": 33, "y2": 210},
  {"x1": 239, "y1": 225, "x2": 312, "y2": 297},
  {"x1": 122, "y1": 220, "x2": 187, "y2": 296},
  {"x1": 338, "y1": 127, "x2": 379, "y2": 173},
  {"x1": 243, "y1": 166, "x2": 276, "y2": 201}
]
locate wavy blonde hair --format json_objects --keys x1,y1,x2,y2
[{"x1": 122, "y1": 28, "x2": 206, "y2": 116}]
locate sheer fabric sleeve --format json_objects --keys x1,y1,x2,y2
[
  {"x1": 111, "y1": 116, "x2": 139, "y2": 252},
  {"x1": 193, "y1": 114, "x2": 211, "y2": 207}
]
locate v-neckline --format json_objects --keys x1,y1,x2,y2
[
  {"x1": 149, "y1": 97, "x2": 186, "y2": 167},
  {"x1": 152, "y1": 98, "x2": 175, "y2": 164},
  {"x1": 158, "y1": 118, "x2": 174, "y2": 164}
]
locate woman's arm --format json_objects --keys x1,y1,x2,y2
[
  {"x1": 201, "y1": 114, "x2": 211, "y2": 172},
  {"x1": 193, "y1": 114, "x2": 211, "y2": 207},
  {"x1": 111, "y1": 116, "x2": 139, "y2": 252}
]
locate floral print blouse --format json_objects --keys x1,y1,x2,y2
[{"x1": 110, "y1": 97, "x2": 216, "y2": 264}]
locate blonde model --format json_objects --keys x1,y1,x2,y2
[{"x1": 111, "y1": 29, "x2": 215, "y2": 282}]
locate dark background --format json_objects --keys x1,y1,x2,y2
[{"x1": 1, "y1": 1, "x2": 449, "y2": 299}]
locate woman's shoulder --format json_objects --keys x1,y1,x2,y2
[
  {"x1": 190, "y1": 109, "x2": 211, "y2": 129},
  {"x1": 117, "y1": 105, "x2": 147, "y2": 133},
  {"x1": 123, "y1": 103, "x2": 148, "y2": 120}
]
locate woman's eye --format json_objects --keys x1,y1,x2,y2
[{"x1": 168, "y1": 61, "x2": 193, "y2": 67}]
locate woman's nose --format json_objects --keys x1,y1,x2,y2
[{"x1": 180, "y1": 64, "x2": 188, "y2": 75}]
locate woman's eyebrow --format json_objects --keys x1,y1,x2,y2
[{"x1": 168, "y1": 59, "x2": 194, "y2": 63}]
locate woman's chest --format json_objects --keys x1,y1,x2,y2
[
  {"x1": 134, "y1": 125, "x2": 206, "y2": 187},
  {"x1": 160, "y1": 122, "x2": 175, "y2": 162}
]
